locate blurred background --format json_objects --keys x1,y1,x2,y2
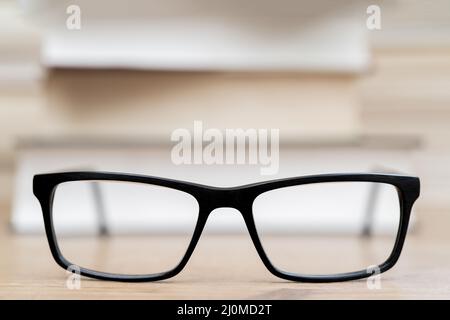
[{"x1": 1, "y1": 0, "x2": 450, "y2": 242}]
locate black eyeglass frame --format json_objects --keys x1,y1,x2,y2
[{"x1": 33, "y1": 171, "x2": 420, "y2": 283}]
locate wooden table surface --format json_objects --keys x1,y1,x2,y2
[{"x1": 1, "y1": 218, "x2": 450, "y2": 299}]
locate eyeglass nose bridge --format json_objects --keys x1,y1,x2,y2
[{"x1": 200, "y1": 187, "x2": 251, "y2": 212}]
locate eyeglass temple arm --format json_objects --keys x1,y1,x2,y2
[
  {"x1": 90, "y1": 181, "x2": 109, "y2": 236},
  {"x1": 361, "y1": 166, "x2": 404, "y2": 237},
  {"x1": 58, "y1": 166, "x2": 109, "y2": 236},
  {"x1": 361, "y1": 181, "x2": 380, "y2": 237}
]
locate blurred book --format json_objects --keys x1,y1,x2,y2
[{"x1": 11, "y1": 136, "x2": 419, "y2": 234}]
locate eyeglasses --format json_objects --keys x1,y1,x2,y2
[{"x1": 33, "y1": 171, "x2": 420, "y2": 282}]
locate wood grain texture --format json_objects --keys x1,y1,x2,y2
[{"x1": 1, "y1": 213, "x2": 450, "y2": 300}]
